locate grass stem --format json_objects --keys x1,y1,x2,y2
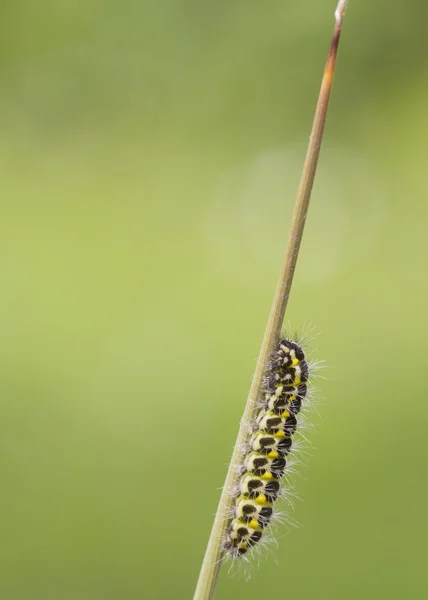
[{"x1": 193, "y1": 3, "x2": 348, "y2": 599}]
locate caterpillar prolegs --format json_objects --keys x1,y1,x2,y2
[{"x1": 225, "y1": 338, "x2": 310, "y2": 558}]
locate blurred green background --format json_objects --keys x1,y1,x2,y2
[{"x1": 1, "y1": 1, "x2": 427, "y2": 598}]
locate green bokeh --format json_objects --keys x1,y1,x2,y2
[{"x1": 1, "y1": 1, "x2": 427, "y2": 598}]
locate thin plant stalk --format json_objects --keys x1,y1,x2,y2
[{"x1": 193, "y1": 3, "x2": 348, "y2": 599}]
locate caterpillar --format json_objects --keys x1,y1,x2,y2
[{"x1": 224, "y1": 337, "x2": 310, "y2": 558}]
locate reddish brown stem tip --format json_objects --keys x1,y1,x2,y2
[{"x1": 326, "y1": 0, "x2": 348, "y2": 81}]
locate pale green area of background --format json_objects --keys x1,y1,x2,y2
[{"x1": 1, "y1": 1, "x2": 427, "y2": 598}]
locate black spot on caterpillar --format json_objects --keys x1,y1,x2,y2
[{"x1": 224, "y1": 337, "x2": 310, "y2": 558}]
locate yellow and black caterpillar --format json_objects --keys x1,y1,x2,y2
[{"x1": 225, "y1": 338, "x2": 309, "y2": 558}]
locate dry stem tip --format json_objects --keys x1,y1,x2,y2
[{"x1": 335, "y1": 0, "x2": 348, "y2": 25}]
